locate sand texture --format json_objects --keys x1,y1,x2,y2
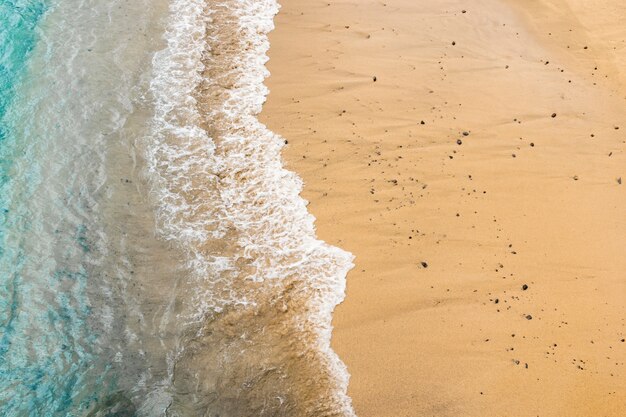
[{"x1": 260, "y1": 0, "x2": 626, "y2": 416}]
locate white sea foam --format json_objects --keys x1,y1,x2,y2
[{"x1": 144, "y1": 0, "x2": 356, "y2": 415}]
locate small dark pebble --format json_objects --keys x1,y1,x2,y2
[
  {"x1": 420, "y1": 120, "x2": 425, "y2": 125},
  {"x1": 284, "y1": 140, "x2": 288, "y2": 144},
  {"x1": 525, "y1": 315, "x2": 533, "y2": 320},
  {"x1": 530, "y1": 142, "x2": 535, "y2": 147},
  {"x1": 522, "y1": 284, "x2": 528, "y2": 291},
  {"x1": 421, "y1": 261, "x2": 428, "y2": 268},
  {"x1": 373, "y1": 76, "x2": 377, "y2": 82},
  {"x1": 462, "y1": 131, "x2": 469, "y2": 136},
  {"x1": 551, "y1": 113, "x2": 557, "y2": 118},
  {"x1": 617, "y1": 177, "x2": 622, "y2": 185},
  {"x1": 494, "y1": 298, "x2": 500, "y2": 304},
  {"x1": 452, "y1": 41, "x2": 456, "y2": 46},
  {"x1": 456, "y1": 139, "x2": 463, "y2": 145}
]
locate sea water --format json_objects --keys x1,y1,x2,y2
[{"x1": 0, "y1": 1, "x2": 355, "y2": 416}]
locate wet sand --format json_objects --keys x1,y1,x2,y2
[{"x1": 260, "y1": 0, "x2": 626, "y2": 416}]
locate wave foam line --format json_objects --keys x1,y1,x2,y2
[{"x1": 143, "y1": 0, "x2": 356, "y2": 415}]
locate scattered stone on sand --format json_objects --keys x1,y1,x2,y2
[
  {"x1": 525, "y1": 315, "x2": 533, "y2": 320},
  {"x1": 457, "y1": 139, "x2": 463, "y2": 145},
  {"x1": 551, "y1": 113, "x2": 557, "y2": 118},
  {"x1": 421, "y1": 261, "x2": 428, "y2": 268},
  {"x1": 522, "y1": 284, "x2": 529, "y2": 291},
  {"x1": 373, "y1": 76, "x2": 377, "y2": 82}
]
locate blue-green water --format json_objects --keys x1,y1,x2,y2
[
  {"x1": 0, "y1": 0, "x2": 175, "y2": 415},
  {"x1": 0, "y1": 0, "x2": 356, "y2": 416},
  {"x1": 0, "y1": 0, "x2": 89, "y2": 413}
]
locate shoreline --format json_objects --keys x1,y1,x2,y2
[{"x1": 261, "y1": 0, "x2": 625, "y2": 416}]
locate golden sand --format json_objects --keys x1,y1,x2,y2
[{"x1": 260, "y1": 0, "x2": 626, "y2": 415}]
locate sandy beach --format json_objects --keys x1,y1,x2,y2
[{"x1": 260, "y1": 0, "x2": 626, "y2": 416}]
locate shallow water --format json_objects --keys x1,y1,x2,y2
[{"x1": 0, "y1": 1, "x2": 355, "y2": 416}]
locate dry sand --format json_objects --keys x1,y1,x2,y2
[{"x1": 260, "y1": 0, "x2": 626, "y2": 416}]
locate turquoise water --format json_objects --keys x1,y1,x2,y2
[
  {"x1": 0, "y1": 0, "x2": 170, "y2": 415},
  {"x1": 0, "y1": 0, "x2": 45, "y2": 122},
  {"x1": 0, "y1": 0, "x2": 85, "y2": 413}
]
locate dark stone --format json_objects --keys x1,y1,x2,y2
[
  {"x1": 456, "y1": 139, "x2": 463, "y2": 145},
  {"x1": 525, "y1": 315, "x2": 533, "y2": 320},
  {"x1": 522, "y1": 284, "x2": 528, "y2": 291},
  {"x1": 421, "y1": 261, "x2": 428, "y2": 268},
  {"x1": 551, "y1": 113, "x2": 557, "y2": 118}
]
